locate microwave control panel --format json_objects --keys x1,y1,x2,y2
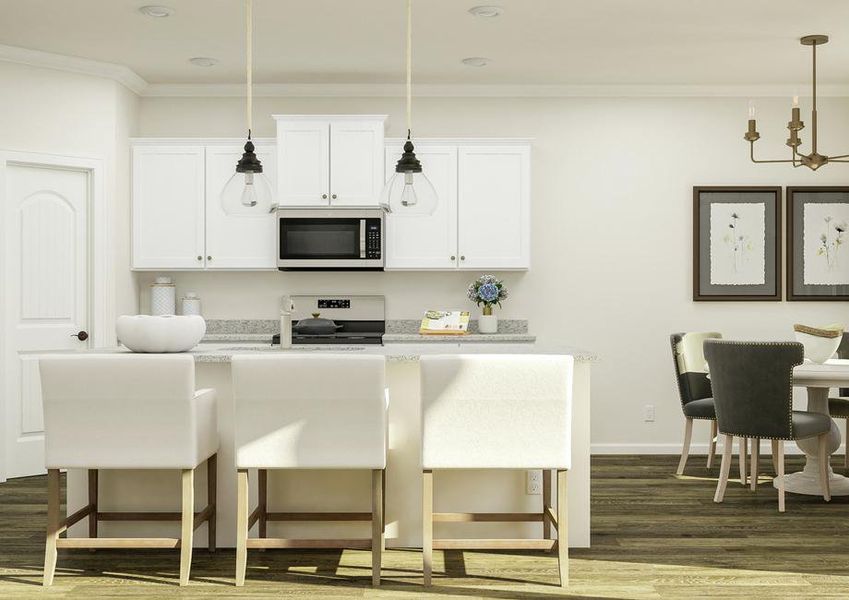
[{"x1": 365, "y1": 218, "x2": 382, "y2": 259}]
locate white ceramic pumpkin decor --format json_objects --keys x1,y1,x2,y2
[
  {"x1": 117, "y1": 315, "x2": 206, "y2": 353},
  {"x1": 793, "y1": 323, "x2": 844, "y2": 364}
]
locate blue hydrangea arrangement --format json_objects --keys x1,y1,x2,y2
[{"x1": 467, "y1": 274, "x2": 508, "y2": 315}]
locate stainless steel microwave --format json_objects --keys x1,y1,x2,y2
[{"x1": 277, "y1": 207, "x2": 386, "y2": 271}]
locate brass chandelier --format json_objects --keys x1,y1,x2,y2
[{"x1": 745, "y1": 35, "x2": 849, "y2": 171}]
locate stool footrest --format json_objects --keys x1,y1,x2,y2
[
  {"x1": 433, "y1": 538, "x2": 557, "y2": 550},
  {"x1": 56, "y1": 537, "x2": 181, "y2": 549},
  {"x1": 265, "y1": 512, "x2": 372, "y2": 522},
  {"x1": 246, "y1": 538, "x2": 372, "y2": 549},
  {"x1": 434, "y1": 512, "x2": 544, "y2": 523}
]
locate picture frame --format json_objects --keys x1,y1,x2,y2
[
  {"x1": 693, "y1": 186, "x2": 782, "y2": 301},
  {"x1": 787, "y1": 186, "x2": 849, "y2": 301}
]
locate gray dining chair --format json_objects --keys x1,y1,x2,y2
[
  {"x1": 704, "y1": 340, "x2": 831, "y2": 512},
  {"x1": 827, "y1": 333, "x2": 849, "y2": 470}
]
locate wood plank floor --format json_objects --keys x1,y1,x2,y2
[{"x1": 2, "y1": 455, "x2": 849, "y2": 598}]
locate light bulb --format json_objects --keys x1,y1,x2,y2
[
  {"x1": 380, "y1": 170, "x2": 438, "y2": 216},
  {"x1": 401, "y1": 173, "x2": 419, "y2": 207},
  {"x1": 221, "y1": 169, "x2": 274, "y2": 216},
  {"x1": 240, "y1": 172, "x2": 258, "y2": 208},
  {"x1": 748, "y1": 100, "x2": 756, "y2": 119}
]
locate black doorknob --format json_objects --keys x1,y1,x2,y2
[{"x1": 71, "y1": 331, "x2": 89, "y2": 341}]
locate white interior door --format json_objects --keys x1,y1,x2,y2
[
  {"x1": 3, "y1": 163, "x2": 90, "y2": 478},
  {"x1": 205, "y1": 143, "x2": 277, "y2": 270},
  {"x1": 384, "y1": 144, "x2": 458, "y2": 269}
]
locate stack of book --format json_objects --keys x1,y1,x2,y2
[{"x1": 419, "y1": 310, "x2": 470, "y2": 335}]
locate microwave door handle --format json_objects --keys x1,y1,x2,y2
[{"x1": 360, "y1": 219, "x2": 366, "y2": 258}]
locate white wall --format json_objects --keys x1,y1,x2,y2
[{"x1": 134, "y1": 93, "x2": 849, "y2": 451}]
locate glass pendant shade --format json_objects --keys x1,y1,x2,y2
[
  {"x1": 381, "y1": 138, "x2": 438, "y2": 216},
  {"x1": 221, "y1": 139, "x2": 274, "y2": 215}
]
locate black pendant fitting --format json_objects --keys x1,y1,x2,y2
[
  {"x1": 394, "y1": 134, "x2": 423, "y2": 174},
  {"x1": 235, "y1": 134, "x2": 264, "y2": 174}
]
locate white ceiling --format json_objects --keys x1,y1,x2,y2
[{"x1": 1, "y1": 0, "x2": 849, "y2": 87}]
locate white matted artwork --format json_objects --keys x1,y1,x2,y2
[
  {"x1": 709, "y1": 203, "x2": 766, "y2": 285},
  {"x1": 802, "y1": 203, "x2": 849, "y2": 285}
]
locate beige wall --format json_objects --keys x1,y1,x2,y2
[{"x1": 137, "y1": 93, "x2": 849, "y2": 451}]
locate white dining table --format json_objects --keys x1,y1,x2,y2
[{"x1": 781, "y1": 358, "x2": 849, "y2": 495}]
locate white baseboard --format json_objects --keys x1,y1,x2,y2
[{"x1": 590, "y1": 442, "x2": 840, "y2": 456}]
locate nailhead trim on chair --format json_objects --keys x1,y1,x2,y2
[{"x1": 706, "y1": 340, "x2": 803, "y2": 442}]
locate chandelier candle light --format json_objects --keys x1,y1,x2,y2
[
  {"x1": 745, "y1": 35, "x2": 849, "y2": 171},
  {"x1": 379, "y1": 0, "x2": 438, "y2": 215},
  {"x1": 221, "y1": 0, "x2": 274, "y2": 215}
]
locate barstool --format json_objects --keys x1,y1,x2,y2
[
  {"x1": 39, "y1": 354, "x2": 218, "y2": 586},
  {"x1": 420, "y1": 354, "x2": 573, "y2": 587},
  {"x1": 232, "y1": 354, "x2": 387, "y2": 586}
]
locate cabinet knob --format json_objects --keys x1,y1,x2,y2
[
  {"x1": 197, "y1": 255, "x2": 203, "y2": 261},
  {"x1": 331, "y1": 194, "x2": 337, "y2": 200},
  {"x1": 460, "y1": 255, "x2": 466, "y2": 261},
  {"x1": 322, "y1": 194, "x2": 328, "y2": 200},
  {"x1": 71, "y1": 330, "x2": 89, "y2": 342},
  {"x1": 450, "y1": 255, "x2": 456, "y2": 261},
  {"x1": 207, "y1": 256, "x2": 212, "y2": 261}
]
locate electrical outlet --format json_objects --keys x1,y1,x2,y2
[
  {"x1": 526, "y1": 470, "x2": 542, "y2": 495},
  {"x1": 644, "y1": 404, "x2": 656, "y2": 422}
]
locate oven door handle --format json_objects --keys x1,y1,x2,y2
[{"x1": 360, "y1": 219, "x2": 366, "y2": 258}]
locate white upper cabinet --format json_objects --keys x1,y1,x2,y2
[
  {"x1": 384, "y1": 143, "x2": 458, "y2": 270},
  {"x1": 458, "y1": 145, "x2": 530, "y2": 270},
  {"x1": 132, "y1": 145, "x2": 205, "y2": 269},
  {"x1": 204, "y1": 143, "x2": 277, "y2": 270},
  {"x1": 274, "y1": 115, "x2": 386, "y2": 207}
]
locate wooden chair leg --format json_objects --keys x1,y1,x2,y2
[
  {"x1": 739, "y1": 437, "x2": 748, "y2": 486},
  {"x1": 707, "y1": 421, "x2": 717, "y2": 469},
  {"x1": 556, "y1": 469, "x2": 569, "y2": 588},
  {"x1": 381, "y1": 468, "x2": 386, "y2": 553},
  {"x1": 372, "y1": 469, "x2": 384, "y2": 586},
  {"x1": 257, "y1": 469, "x2": 267, "y2": 542},
  {"x1": 676, "y1": 418, "x2": 693, "y2": 475},
  {"x1": 43, "y1": 469, "x2": 61, "y2": 587},
  {"x1": 88, "y1": 469, "x2": 98, "y2": 543},
  {"x1": 236, "y1": 469, "x2": 249, "y2": 587},
  {"x1": 772, "y1": 440, "x2": 780, "y2": 475},
  {"x1": 422, "y1": 470, "x2": 433, "y2": 586},
  {"x1": 845, "y1": 420, "x2": 848, "y2": 470},
  {"x1": 207, "y1": 454, "x2": 217, "y2": 552},
  {"x1": 750, "y1": 438, "x2": 760, "y2": 491},
  {"x1": 714, "y1": 434, "x2": 733, "y2": 503},
  {"x1": 179, "y1": 468, "x2": 194, "y2": 586},
  {"x1": 818, "y1": 433, "x2": 832, "y2": 502},
  {"x1": 542, "y1": 469, "x2": 552, "y2": 540},
  {"x1": 774, "y1": 440, "x2": 785, "y2": 513}
]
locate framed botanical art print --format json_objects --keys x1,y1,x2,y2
[
  {"x1": 787, "y1": 187, "x2": 849, "y2": 300},
  {"x1": 693, "y1": 186, "x2": 781, "y2": 301}
]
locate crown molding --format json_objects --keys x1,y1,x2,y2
[{"x1": 0, "y1": 44, "x2": 148, "y2": 94}]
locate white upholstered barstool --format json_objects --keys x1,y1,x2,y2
[
  {"x1": 39, "y1": 354, "x2": 218, "y2": 587},
  {"x1": 420, "y1": 354, "x2": 573, "y2": 588},
  {"x1": 232, "y1": 354, "x2": 387, "y2": 586}
]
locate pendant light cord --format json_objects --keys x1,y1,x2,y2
[
  {"x1": 246, "y1": 0, "x2": 253, "y2": 138},
  {"x1": 406, "y1": 0, "x2": 412, "y2": 139}
]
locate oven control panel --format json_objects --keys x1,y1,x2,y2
[{"x1": 317, "y1": 298, "x2": 351, "y2": 309}]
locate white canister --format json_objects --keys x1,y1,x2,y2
[
  {"x1": 279, "y1": 310, "x2": 293, "y2": 348},
  {"x1": 181, "y1": 292, "x2": 202, "y2": 316},
  {"x1": 150, "y1": 276, "x2": 176, "y2": 316}
]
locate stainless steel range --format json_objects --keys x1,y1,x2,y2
[{"x1": 273, "y1": 295, "x2": 385, "y2": 345}]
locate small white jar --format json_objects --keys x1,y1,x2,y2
[
  {"x1": 150, "y1": 276, "x2": 176, "y2": 316},
  {"x1": 181, "y1": 292, "x2": 202, "y2": 316}
]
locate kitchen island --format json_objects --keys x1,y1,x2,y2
[{"x1": 64, "y1": 339, "x2": 595, "y2": 550}]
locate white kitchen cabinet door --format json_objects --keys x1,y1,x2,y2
[
  {"x1": 277, "y1": 120, "x2": 329, "y2": 206},
  {"x1": 458, "y1": 145, "x2": 531, "y2": 270},
  {"x1": 132, "y1": 145, "x2": 206, "y2": 269},
  {"x1": 329, "y1": 120, "x2": 384, "y2": 206},
  {"x1": 384, "y1": 144, "x2": 458, "y2": 270},
  {"x1": 204, "y1": 143, "x2": 278, "y2": 270}
]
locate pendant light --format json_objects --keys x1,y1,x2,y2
[
  {"x1": 379, "y1": 0, "x2": 438, "y2": 216},
  {"x1": 221, "y1": 0, "x2": 274, "y2": 215}
]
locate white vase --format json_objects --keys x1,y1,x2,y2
[{"x1": 478, "y1": 314, "x2": 498, "y2": 334}]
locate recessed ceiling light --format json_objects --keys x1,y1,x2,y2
[
  {"x1": 461, "y1": 57, "x2": 492, "y2": 67},
  {"x1": 138, "y1": 5, "x2": 175, "y2": 18},
  {"x1": 468, "y1": 5, "x2": 503, "y2": 18},
  {"x1": 189, "y1": 57, "x2": 219, "y2": 67}
]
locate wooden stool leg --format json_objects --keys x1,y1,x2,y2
[
  {"x1": 819, "y1": 433, "x2": 832, "y2": 502},
  {"x1": 235, "y1": 469, "x2": 249, "y2": 586},
  {"x1": 208, "y1": 454, "x2": 217, "y2": 552},
  {"x1": 372, "y1": 469, "x2": 384, "y2": 586},
  {"x1": 179, "y1": 468, "x2": 194, "y2": 586},
  {"x1": 542, "y1": 469, "x2": 552, "y2": 540},
  {"x1": 707, "y1": 421, "x2": 717, "y2": 469},
  {"x1": 714, "y1": 434, "x2": 733, "y2": 503},
  {"x1": 775, "y1": 440, "x2": 785, "y2": 513},
  {"x1": 845, "y1": 420, "x2": 848, "y2": 470},
  {"x1": 88, "y1": 469, "x2": 98, "y2": 543},
  {"x1": 750, "y1": 438, "x2": 760, "y2": 491},
  {"x1": 422, "y1": 470, "x2": 433, "y2": 586},
  {"x1": 257, "y1": 469, "x2": 267, "y2": 541},
  {"x1": 381, "y1": 468, "x2": 386, "y2": 553},
  {"x1": 556, "y1": 469, "x2": 569, "y2": 588},
  {"x1": 43, "y1": 469, "x2": 61, "y2": 587},
  {"x1": 676, "y1": 418, "x2": 693, "y2": 475}
]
